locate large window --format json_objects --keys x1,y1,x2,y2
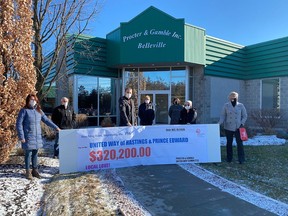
[
  {"x1": 76, "y1": 75, "x2": 117, "y2": 126},
  {"x1": 171, "y1": 67, "x2": 186, "y2": 104},
  {"x1": 262, "y1": 78, "x2": 280, "y2": 109},
  {"x1": 139, "y1": 67, "x2": 170, "y2": 90},
  {"x1": 124, "y1": 67, "x2": 187, "y2": 104}
]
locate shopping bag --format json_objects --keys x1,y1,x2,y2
[{"x1": 239, "y1": 127, "x2": 248, "y2": 141}]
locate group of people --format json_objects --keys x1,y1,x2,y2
[
  {"x1": 119, "y1": 88, "x2": 247, "y2": 165},
  {"x1": 16, "y1": 89, "x2": 247, "y2": 180},
  {"x1": 119, "y1": 87, "x2": 198, "y2": 127}
]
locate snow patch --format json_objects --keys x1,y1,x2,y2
[{"x1": 220, "y1": 135, "x2": 286, "y2": 146}]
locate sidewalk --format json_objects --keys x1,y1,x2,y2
[{"x1": 116, "y1": 164, "x2": 276, "y2": 216}]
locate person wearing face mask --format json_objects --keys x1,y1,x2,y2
[
  {"x1": 168, "y1": 98, "x2": 183, "y2": 124},
  {"x1": 119, "y1": 87, "x2": 137, "y2": 126},
  {"x1": 16, "y1": 94, "x2": 60, "y2": 180},
  {"x1": 51, "y1": 97, "x2": 76, "y2": 158},
  {"x1": 138, "y1": 95, "x2": 155, "y2": 125},
  {"x1": 219, "y1": 91, "x2": 247, "y2": 164},
  {"x1": 179, "y1": 100, "x2": 197, "y2": 124}
]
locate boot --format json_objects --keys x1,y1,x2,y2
[
  {"x1": 25, "y1": 169, "x2": 32, "y2": 180},
  {"x1": 32, "y1": 168, "x2": 41, "y2": 179}
]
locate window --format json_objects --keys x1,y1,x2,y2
[
  {"x1": 76, "y1": 75, "x2": 117, "y2": 126},
  {"x1": 171, "y1": 67, "x2": 186, "y2": 104},
  {"x1": 261, "y1": 79, "x2": 280, "y2": 109}
]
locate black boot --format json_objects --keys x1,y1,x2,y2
[{"x1": 32, "y1": 169, "x2": 41, "y2": 179}]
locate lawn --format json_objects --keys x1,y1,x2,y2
[{"x1": 199, "y1": 143, "x2": 288, "y2": 204}]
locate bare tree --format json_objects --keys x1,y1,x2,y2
[{"x1": 32, "y1": 0, "x2": 102, "y2": 101}]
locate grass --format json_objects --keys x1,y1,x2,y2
[
  {"x1": 199, "y1": 143, "x2": 288, "y2": 204},
  {"x1": 42, "y1": 172, "x2": 121, "y2": 216}
]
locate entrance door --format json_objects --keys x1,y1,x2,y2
[{"x1": 139, "y1": 91, "x2": 169, "y2": 124}]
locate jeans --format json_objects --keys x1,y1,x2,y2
[
  {"x1": 24, "y1": 149, "x2": 38, "y2": 170},
  {"x1": 54, "y1": 132, "x2": 59, "y2": 157},
  {"x1": 225, "y1": 129, "x2": 245, "y2": 163}
]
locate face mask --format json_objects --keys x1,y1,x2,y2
[
  {"x1": 185, "y1": 106, "x2": 190, "y2": 110},
  {"x1": 125, "y1": 93, "x2": 132, "y2": 99},
  {"x1": 145, "y1": 100, "x2": 150, "y2": 104},
  {"x1": 63, "y1": 102, "x2": 68, "y2": 107},
  {"x1": 231, "y1": 98, "x2": 237, "y2": 107},
  {"x1": 29, "y1": 100, "x2": 37, "y2": 108}
]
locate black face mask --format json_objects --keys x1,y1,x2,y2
[{"x1": 231, "y1": 98, "x2": 237, "y2": 107}]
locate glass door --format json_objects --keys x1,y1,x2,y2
[
  {"x1": 139, "y1": 91, "x2": 169, "y2": 124},
  {"x1": 155, "y1": 93, "x2": 169, "y2": 124}
]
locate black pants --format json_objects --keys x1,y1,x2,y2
[{"x1": 225, "y1": 129, "x2": 245, "y2": 163}]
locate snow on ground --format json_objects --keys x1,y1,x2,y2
[
  {"x1": 0, "y1": 136, "x2": 287, "y2": 216},
  {"x1": 0, "y1": 157, "x2": 59, "y2": 216},
  {"x1": 220, "y1": 135, "x2": 286, "y2": 146}
]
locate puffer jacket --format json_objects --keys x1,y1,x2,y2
[{"x1": 16, "y1": 108, "x2": 59, "y2": 150}]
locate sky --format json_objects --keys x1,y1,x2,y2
[{"x1": 87, "y1": 0, "x2": 288, "y2": 46}]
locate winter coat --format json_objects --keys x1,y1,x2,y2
[
  {"x1": 219, "y1": 102, "x2": 247, "y2": 131},
  {"x1": 168, "y1": 104, "x2": 183, "y2": 124},
  {"x1": 119, "y1": 96, "x2": 137, "y2": 126},
  {"x1": 51, "y1": 105, "x2": 76, "y2": 129},
  {"x1": 179, "y1": 108, "x2": 197, "y2": 124},
  {"x1": 138, "y1": 102, "x2": 155, "y2": 125},
  {"x1": 16, "y1": 108, "x2": 59, "y2": 150}
]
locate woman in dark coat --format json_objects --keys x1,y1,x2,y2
[
  {"x1": 138, "y1": 95, "x2": 155, "y2": 125},
  {"x1": 16, "y1": 94, "x2": 60, "y2": 179},
  {"x1": 179, "y1": 100, "x2": 197, "y2": 124},
  {"x1": 169, "y1": 98, "x2": 183, "y2": 124}
]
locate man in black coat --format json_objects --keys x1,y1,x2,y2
[
  {"x1": 138, "y1": 95, "x2": 155, "y2": 125},
  {"x1": 52, "y1": 97, "x2": 76, "y2": 158},
  {"x1": 119, "y1": 87, "x2": 137, "y2": 126}
]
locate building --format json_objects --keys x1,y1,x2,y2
[{"x1": 44, "y1": 6, "x2": 288, "y2": 129}]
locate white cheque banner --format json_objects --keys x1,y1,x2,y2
[{"x1": 59, "y1": 124, "x2": 221, "y2": 174}]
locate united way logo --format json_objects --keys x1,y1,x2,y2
[{"x1": 195, "y1": 128, "x2": 205, "y2": 137}]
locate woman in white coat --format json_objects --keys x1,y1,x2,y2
[{"x1": 219, "y1": 92, "x2": 247, "y2": 164}]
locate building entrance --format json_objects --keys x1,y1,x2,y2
[
  {"x1": 123, "y1": 66, "x2": 188, "y2": 125},
  {"x1": 139, "y1": 91, "x2": 169, "y2": 124}
]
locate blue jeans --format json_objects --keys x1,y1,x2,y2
[{"x1": 24, "y1": 149, "x2": 38, "y2": 170}]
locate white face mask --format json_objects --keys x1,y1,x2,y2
[
  {"x1": 145, "y1": 100, "x2": 150, "y2": 104},
  {"x1": 185, "y1": 105, "x2": 190, "y2": 110},
  {"x1": 125, "y1": 93, "x2": 132, "y2": 99},
  {"x1": 29, "y1": 100, "x2": 37, "y2": 108},
  {"x1": 63, "y1": 102, "x2": 68, "y2": 107}
]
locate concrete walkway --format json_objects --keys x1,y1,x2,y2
[{"x1": 116, "y1": 164, "x2": 276, "y2": 216}]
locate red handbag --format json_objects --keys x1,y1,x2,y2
[{"x1": 239, "y1": 127, "x2": 248, "y2": 141}]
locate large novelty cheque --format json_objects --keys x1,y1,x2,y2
[{"x1": 59, "y1": 124, "x2": 220, "y2": 174}]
